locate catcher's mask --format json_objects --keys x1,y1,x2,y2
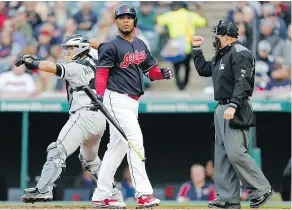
[
  {"x1": 211, "y1": 20, "x2": 239, "y2": 52},
  {"x1": 61, "y1": 34, "x2": 91, "y2": 61}
]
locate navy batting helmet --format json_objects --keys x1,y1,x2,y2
[{"x1": 114, "y1": 4, "x2": 138, "y2": 27}]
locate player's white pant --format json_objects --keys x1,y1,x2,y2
[
  {"x1": 93, "y1": 89, "x2": 153, "y2": 200},
  {"x1": 58, "y1": 108, "x2": 106, "y2": 162}
]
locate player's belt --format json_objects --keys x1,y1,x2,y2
[
  {"x1": 71, "y1": 106, "x2": 99, "y2": 114},
  {"x1": 218, "y1": 98, "x2": 230, "y2": 105},
  {"x1": 115, "y1": 91, "x2": 140, "y2": 101},
  {"x1": 70, "y1": 86, "x2": 95, "y2": 94},
  {"x1": 87, "y1": 106, "x2": 99, "y2": 111}
]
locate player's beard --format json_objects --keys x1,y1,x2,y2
[{"x1": 118, "y1": 27, "x2": 134, "y2": 36}]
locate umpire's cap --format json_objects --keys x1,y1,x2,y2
[{"x1": 212, "y1": 20, "x2": 239, "y2": 38}]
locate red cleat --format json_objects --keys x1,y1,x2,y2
[{"x1": 136, "y1": 195, "x2": 160, "y2": 208}]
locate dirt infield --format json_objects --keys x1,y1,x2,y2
[
  {"x1": 0, "y1": 205, "x2": 290, "y2": 210},
  {"x1": 0, "y1": 206, "x2": 289, "y2": 210},
  {"x1": 0, "y1": 208, "x2": 289, "y2": 210},
  {"x1": 0, "y1": 203, "x2": 290, "y2": 209}
]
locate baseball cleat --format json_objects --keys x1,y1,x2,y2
[
  {"x1": 250, "y1": 188, "x2": 274, "y2": 208},
  {"x1": 208, "y1": 199, "x2": 241, "y2": 209},
  {"x1": 21, "y1": 188, "x2": 53, "y2": 203},
  {"x1": 111, "y1": 186, "x2": 125, "y2": 203},
  {"x1": 92, "y1": 198, "x2": 126, "y2": 209},
  {"x1": 136, "y1": 195, "x2": 160, "y2": 209}
]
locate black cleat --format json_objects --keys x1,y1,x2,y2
[
  {"x1": 250, "y1": 188, "x2": 274, "y2": 208},
  {"x1": 208, "y1": 200, "x2": 241, "y2": 209}
]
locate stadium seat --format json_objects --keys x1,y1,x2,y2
[
  {"x1": 7, "y1": 188, "x2": 22, "y2": 201},
  {"x1": 63, "y1": 188, "x2": 91, "y2": 201}
]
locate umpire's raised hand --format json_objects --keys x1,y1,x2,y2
[{"x1": 192, "y1": 35, "x2": 205, "y2": 47}]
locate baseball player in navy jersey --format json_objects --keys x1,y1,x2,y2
[
  {"x1": 90, "y1": 4, "x2": 172, "y2": 209},
  {"x1": 15, "y1": 34, "x2": 123, "y2": 204}
]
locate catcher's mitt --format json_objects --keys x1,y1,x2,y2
[{"x1": 15, "y1": 54, "x2": 40, "y2": 70}]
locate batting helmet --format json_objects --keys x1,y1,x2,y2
[{"x1": 114, "y1": 4, "x2": 138, "y2": 27}]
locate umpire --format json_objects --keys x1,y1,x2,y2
[{"x1": 191, "y1": 20, "x2": 273, "y2": 209}]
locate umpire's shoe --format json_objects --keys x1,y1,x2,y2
[
  {"x1": 250, "y1": 188, "x2": 274, "y2": 208},
  {"x1": 21, "y1": 188, "x2": 53, "y2": 203},
  {"x1": 208, "y1": 200, "x2": 241, "y2": 209}
]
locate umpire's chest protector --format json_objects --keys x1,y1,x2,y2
[{"x1": 211, "y1": 46, "x2": 235, "y2": 94}]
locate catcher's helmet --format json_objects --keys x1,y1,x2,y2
[
  {"x1": 61, "y1": 34, "x2": 91, "y2": 61},
  {"x1": 211, "y1": 20, "x2": 239, "y2": 38},
  {"x1": 114, "y1": 4, "x2": 137, "y2": 27}
]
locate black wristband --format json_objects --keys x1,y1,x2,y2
[{"x1": 32, "y1": 61, "x2": 40, "y2": 68}]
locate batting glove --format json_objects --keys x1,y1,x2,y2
[
  {"x1": 91, "y1": 94, "x2": 103, "y2": 108},
  {"x1": 96, "y1": 94, "x2": 103, "y2": 103},
  {"x1": 160, "y1": 68, "x2": 172, "y2": 80}
]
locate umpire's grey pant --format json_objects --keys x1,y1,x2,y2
[{"x1": 214, "y1": 104, "x2": 271, "y2": 203}]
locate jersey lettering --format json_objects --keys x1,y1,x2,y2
[
  {"x1": 84, "y1": 68, "x2": 93, "y2": 75},
  {"x1": 120, "y1": 50, "x2": 147, "y2": 68}
]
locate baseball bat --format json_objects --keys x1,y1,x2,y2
[{"x1": 83, "y1": 86, "x2": 146, "y2": 162}]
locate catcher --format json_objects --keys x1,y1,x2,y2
[{"x1": 17, "y1": 34, "x2": 124, "y2": 205}]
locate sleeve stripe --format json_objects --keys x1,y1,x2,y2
[
  {"x1": 177, "y1": 183, "x2": 191, "y2": 197},
  {"x1": 143, "y1": 63, "x2": 157, "y2": 73},
  {"x1": 59, "y1": 64, "x2": 65, "y2": 79}
]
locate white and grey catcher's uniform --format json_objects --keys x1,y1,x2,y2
[{"x1": 35, "y1": 59, "x2": 106, "y2": 193}]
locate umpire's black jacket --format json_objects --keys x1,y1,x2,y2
[{"x1": 192, "y1": 41, "x2": 255, "y2": 108}]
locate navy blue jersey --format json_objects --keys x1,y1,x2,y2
[{"x1": 97, "y1": 35, "x2": 157, "y2": 96}]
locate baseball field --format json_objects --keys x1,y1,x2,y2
[{"x1": 0, "y1": 201, "x2": 290, "y2": 210}]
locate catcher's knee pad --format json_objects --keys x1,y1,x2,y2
[{"x1": 36, "y1": 141, "x2": 67, "y2": 193}]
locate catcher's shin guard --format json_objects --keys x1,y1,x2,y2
[
  {"x1": 36, "y1": 141, "x2": 67, "y2": 193},
  {"x1": 78, "y1": 154, "x2": 101, "y2": 182}
]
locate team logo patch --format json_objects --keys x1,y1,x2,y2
[
  {"x1": 219, "y1": 59, "x2": 225, "y2": 70},
  {"x1": 123, "y1": 5, "x2": 130, "y2": 13},
  {"x1": 220, "y1": 64, "x2": 225, "y2": 70},
  {"x1": 120, "y1": 51, "x2": 147, "y2": 68}
]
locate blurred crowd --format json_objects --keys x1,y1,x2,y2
[
  {"x1": 228, "y1": 1, "x2": 291, "y2": 92},
  {"x1": 0, "y1": 1, "x2": 291, "y2": 98}
]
